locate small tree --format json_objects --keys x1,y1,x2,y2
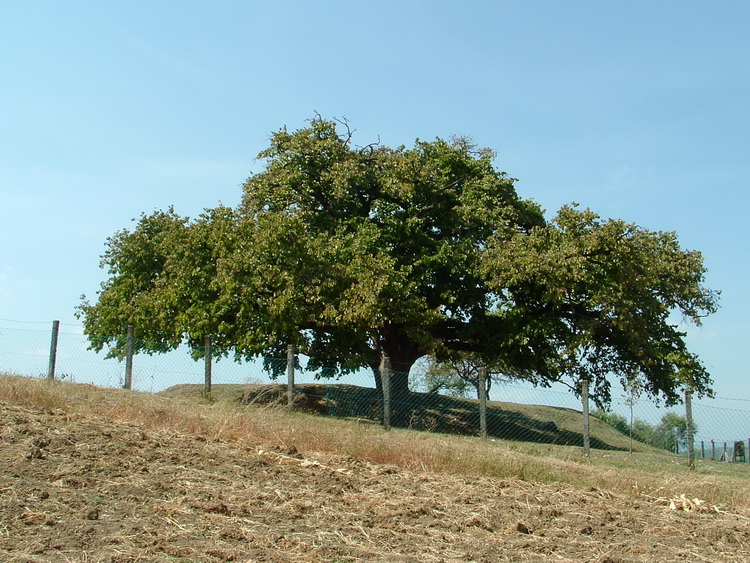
[
  {"x1": 416, "y1": 353, "x2": 518, "y2": 400},
  {"x1": 411, "y1": 356, "x2": 474, "y2": 397},
  {"x1": 651, "y1": 412, "x2": 694, "y2": 453},
  {"x1": 623, "y1": 379, "x2": 645, "y2": 453}
]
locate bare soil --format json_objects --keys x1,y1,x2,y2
[{"x1": 1, "y1": 400, "x2": 748, "y2": 562}]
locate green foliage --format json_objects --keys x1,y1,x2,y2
[
  {"x1": 592, "y1": 409, "x2": 630, "y2": 435},
  {"x1": 77, "y1": 207, "x2": 189, "y2": 359},
  {"x1": 235, "y1": 118, "x2": 546, "y2": 381},
  {"x1": 592, "y1": 408, "x2": 653, "y2": 445},
  {"x1": 651, "y1": 412, "x2": 693, "y2": 453},
  {"x1": 483, "y1": 204, "x2": 719, "y2": 405}
]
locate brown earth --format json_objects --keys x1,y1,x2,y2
[{"x1": 1, "y1": 400, "x2": 748, "y2": 562}]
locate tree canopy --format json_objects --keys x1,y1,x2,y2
[
  {"x1": 482, "y1": 204, "x2": 719, "y2": 404},
  {"x1": 77, "y1": 117, "x2": 718, "y2": 407}
]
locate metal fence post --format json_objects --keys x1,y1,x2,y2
[
  {"x1": 47, "y1": 320, "x2": 60, "y2": 380},
  {"x1": 478, "y1": 367, "x2": 488, "y2": 439},
  {"x1": 204, "y1": 335, "x2": 212, "y2": 397},
  {"x1": 287, "y1": 344, "x2": 295, "y2": 408},
  {"x1": 124, "y1": 325, "x2": 134, "y2": 390}
]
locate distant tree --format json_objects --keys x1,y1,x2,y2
[
  {"x1": 631, "y1": 419, "x2": 656, "y2": 446},
  {"x1": 592, "y1": 408, "x2": 654, "y2": 446},
  {"x1": 415, "y1": 352, "x2": 518, "y2": 400},
  {"x1": 411, "y1": 356, "x2": 474, "y2": 398},
  {"x1": 592, "y1": 409, "x2": 630, "y2": 435},
  {"x1": 651, "y1": 412, "x2": 694, "y2": 453},
  {"x1": 593, "y1": 409, "x2": 695, "y2": 453}
]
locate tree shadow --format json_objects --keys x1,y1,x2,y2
[
  {"x1": 311, "y1": 384, "x2": 621, "y2": 450},
  {"x1": 166, "y1": 383, "x2": 623, "y2": 451}
]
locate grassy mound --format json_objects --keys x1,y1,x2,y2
[{"x1": 162, "y1": 382, "x2": 664, "y2": 452}]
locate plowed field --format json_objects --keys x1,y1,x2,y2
[{"x1": 1, "y1": 399, "x2": 748, "y2": 562}]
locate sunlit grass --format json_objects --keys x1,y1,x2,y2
[{"x1": 1, "y1": 373, "x2": 747, "y2": 511}]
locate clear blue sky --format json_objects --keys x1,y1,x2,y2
[{"x1": 2, "y1": 1, "x2": 748, "y2": 400}]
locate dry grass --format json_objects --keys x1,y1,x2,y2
[{"x1": 1, "y1": 373, "x2": 747, "y2": 512}]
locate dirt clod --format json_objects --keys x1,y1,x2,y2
[
  {"x1": 84, "y1": 507, "x2": 100, "y2": 520},
  {"x1": 516, "y1": 521, "x2": 533, "y2": 534}
]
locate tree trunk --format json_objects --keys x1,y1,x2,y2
[
  {"x1": 373, "y1": 323, "x2": 424, "y2": 427},
  {"x1": 386, "y1": 369, "x2": 412, "y2": 427},
  {"x1": 371, "y1": 361, "x2": 412, "y2": 397},
  {"x1": 364, "y1": 323, "x2": 430, "y2": 427},
  {"x1": 371, "y1": 364, "x2": 383, "y2": 392}
]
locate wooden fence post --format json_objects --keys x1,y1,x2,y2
[
  {"x1": 124, "y1": 325, "x2": 134, "y2": 390},
  {"x1": 478, "y1": 367, "x2": 488, "y2": 439},
  {"x1": 286, "y1": 344, "x2": 295, "y2": 408},
  {"x1": 684, "y1": 387, "x2": 695, "y2": 468},
  {"x1": 381, "y1": 354, "x2": 391, "y2": 431},
  {"x1": 47, "y1": 320, "x2": 60, "y2": 380},
  {"x1": 204, "y1": 335, "x2": 212, "y2": 397},
  {"x1": 581, "y1": 378, "x2": 591, "y2": 457}
]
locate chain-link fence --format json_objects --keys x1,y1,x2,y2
[{"x1": 1, "y1": 319, "x2": 748, "y2": 463}]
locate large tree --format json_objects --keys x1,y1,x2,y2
[{"x1": 78, "y1": 118, "x2": 717, "y2": 415}]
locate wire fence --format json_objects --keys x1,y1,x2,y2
[{"x1": 1, "y1": 318, "x2": 749, "y2": 464}]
